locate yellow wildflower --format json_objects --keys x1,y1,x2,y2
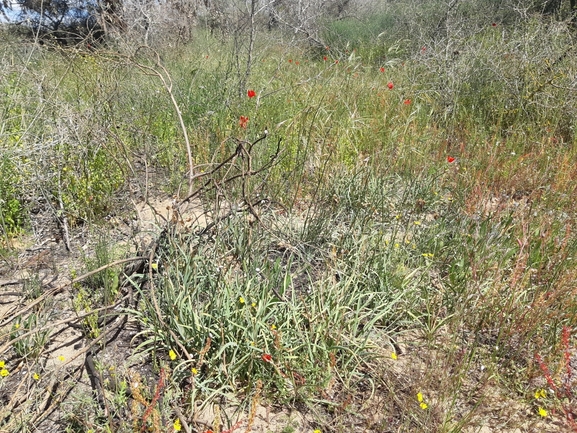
[
  {"x1": 169, "y1": 350, "x2": 177, "y2": 361},
  {"x1": 0, "y1": 361, "x2": 4, "y2": 368},
  {"x1": 191, "y1": 367, "x2": 198, "y2": 375},
  {"x1": 538, "y1": 407, "x2": 548, "y2": 417},
  {"x1": 173, "y1": 418, "x2": 182, "y2": 431},
  {"x1": 534, "y1": 389, "x2": 547, "y2": 399},
  {"x1": 251, "y1": 302, "x2": 256, "y2": 308},
  {"x1": 313, "y1": 430, "x2": 321, "y2": 433},
  {"x1": 420, "y1": 402, "x2": 428, "y2": 410},
  {"x1": 33, "y1": 372, "x2": 40, "y2": 380},
  {"x1": 0, "y1": 369, "x2": 8, "y2": 377},
  {"x1": 417, "y1": 392, "x2": 424, "y2": 402},
  {"x1": 239, "y1": 297, "x2": 245, "y2": 304},
  {"x1": 413, "y1": 221, "x2": 421, "y2": 225},
  {"x1": 57, "y1": 355, "x2": 65, "y2": 362},
  {"x1": 391, "y1": 352, "x2": 397, "y2": 360},
  {"x1": 270, "y1": 324, "x2": 277, "y2": 330}
]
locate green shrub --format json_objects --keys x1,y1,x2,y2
[{"x1": 0, "y1": 155, "x2": 24, "y2": 236}]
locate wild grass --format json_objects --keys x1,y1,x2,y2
[{"x1": 0, "y1": 10, "x2": 576, "y2": 432}]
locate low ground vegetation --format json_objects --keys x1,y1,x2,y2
[{"x1": 1, "y1": 6, "x2": 577, "y2": 432}]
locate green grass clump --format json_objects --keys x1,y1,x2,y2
[{"x1": 132, "y1": 175, "x2": 417, "y2": 403}]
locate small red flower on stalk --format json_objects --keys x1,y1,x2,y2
[
  {"x1": 323, "y1": 56, "x2": 327, "y2": 61},
  {"x1": 492, "y1": 22, "x2": 497, "y2": 27},
  {"x1": 380, "y1": 67, "x2": 385, "y2": 73},
  {"x1": 261, "y1": 353, "x2": 273, "y2": 363},
  {"x1": 535, "y1": 353, "x2": 558, "y2": 393},
  {"x1": 403, "y1": 99, "x2": 411, "y2": 105},
  {"x1": 247, "y1": 89, "x2": 256, "y2": 98},
  {"x1": 140, "y1": 368, "x2": 166, "y2": 432},
  {"x1": 387, "y1": 82, "x2": 394, "y2": 90},
  {"x1": 288, "y1": 59, "x2": 292, "y2": 63},
  {"x1": 447, "y1": 156, "x2": 456, "y2": 163},
  {"x1": 239, "y1": 116, "x2": 249, "y2": 129},
  {"x1": 535, "y1": 327, "x2": 577, "y2": 429}
]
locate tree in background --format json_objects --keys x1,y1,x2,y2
[
  {"x1": 0, "y1": 0, "x2": 357, "y2": 46},
  {"x1": 0, "y1": 0, "x2": 122, "y2": 43},
  {"x1": 3, "y1": 0, "x2": 574, "y2": 47}
]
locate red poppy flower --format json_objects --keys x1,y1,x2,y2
[
  {"x1": 403, "y1": 99, "x2": 411, "y2": 105},
  {"x1": 447, "y1": 156, "x2": 456, "y2": 163},
  {"x1": 492, "y1": 22, "x2": 497, "y2": 27},
  {"x1": 323, "y1": 56, "x2": 327, "y2": 61},
  {"x1": 239, "y1": 115, "x2": 249, "y2": 129},
  {"x1": 380, "y1": 67, "x2": 385, "y2": 73},
  {"x1": 288, "y1": 59, "x2": 292, "y2": 63},
  {"x1": 247, "y1": 89, "x2": 256, "y2": 98},
  {"x1": 261, "y1": 353, "x2": 272, "y2": 363},
  {"x1": 387, "y1": 82, "x2": 394, "y2": 90}
]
